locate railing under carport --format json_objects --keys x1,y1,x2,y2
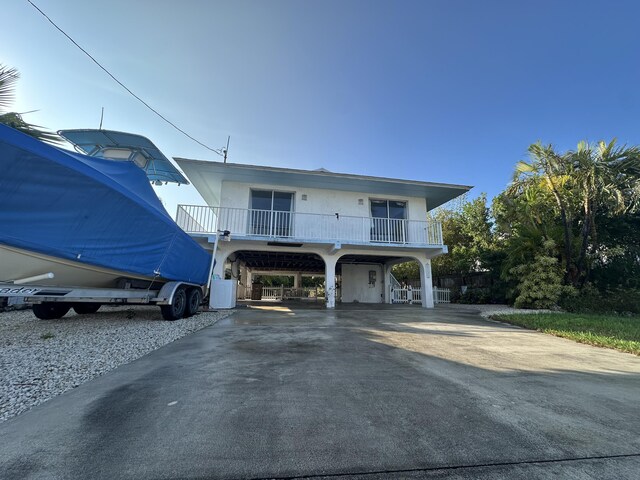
[{"x1": 244, "y1": 286, "x2": 325, "y2": 301}]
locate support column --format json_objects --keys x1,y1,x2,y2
[
  {"x1": 419, "y1": 258, "x2": 434, "y2": 308},
  {"x1": 294, "y1": 272, "x2": 302, "y2": 289},
  {"x1": 323, "y1": 255, "x2": 338, "y2": 309},
  {"x1": 383, "y1": 263, "x2": 393, "y2": 304},
  {"x1": 238, "y1": 262, "x2": 247, "y2": 299}
]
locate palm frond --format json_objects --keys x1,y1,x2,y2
[
  {"x1": 0, "y1": 112, "x2": 63, "y2": 145},
  {"x1": 0, "y1": 65, "x2": 20, "y2": 112}
]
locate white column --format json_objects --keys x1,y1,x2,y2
[
  {"x1": 294, "y1": 272, "x2": 302, "y2": 289},
  {"x1": 238, "y1": 262, "x2": 247, "y2": 299},
  {"x1": 383, "y1": 263, "x2": 393, "y2": 304},
  {"x1": 323, "y1": 255, "x2": 338, "y2": 309},
  {"x1": 420, "y1": 259, "x2": 434, "y2": 308}
]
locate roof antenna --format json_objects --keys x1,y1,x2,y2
[
  {"x1": 99, "y1": 107, "x2": 104, "y2": 130},
  {"x1": 223, "y1": 136, "x2": 230, "y2": 163}
]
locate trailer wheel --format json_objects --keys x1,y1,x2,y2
[
  {"x1": 185, "y1": 288, "x2": 202, "y2": 317},
  {"x1": 160, "y1": 287, "x2": 187, "y2": 321},
  {"x1": 73, "y1": 303, "x2": 101, "y2": 315},
  {"x1": 33, "y1": 303, "x2": 71, "y2": 320}
]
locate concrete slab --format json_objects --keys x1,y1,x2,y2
[{"x1": 0, "y1": 305, "x2": 638, "y2": 479}]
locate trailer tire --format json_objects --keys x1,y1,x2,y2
[
  {"x1": 160, "y1": 287, "x2": 187, "y2": 321},
  {"x1": 185, "y1": 288, "x2": 202, "y2": 317},
  {"x1": 33, "y1": 303, "x2": 71, "y2": 320},
  {"x1": 73, "y1": 303, "x2": 101, "y2": 315}
]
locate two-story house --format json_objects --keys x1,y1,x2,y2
[{"x1": 174, "y1": 160, "x2": 471, "y2": 309}]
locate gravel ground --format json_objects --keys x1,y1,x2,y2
[{"x1": 0, "y1": 306, "x2": 231, "y2": 424}]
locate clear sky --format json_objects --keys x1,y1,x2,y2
[{"x1": 4, "y1": 0, "x2": 640, "y2": 216}]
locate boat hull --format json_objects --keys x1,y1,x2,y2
[{"x1": 0, "y1": 244, "x2": 158, "y2": 288}]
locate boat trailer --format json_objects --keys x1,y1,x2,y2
[{"x1": 0, "y1": 280, "x2": 205, "y2": 321}]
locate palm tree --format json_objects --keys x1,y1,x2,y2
[
  {"x1": 0, "y1": 64, "x2": 62, "y2": 144},
  {"x1": 509, "y1": 140, "x2": 640, "y2": 287},
  {"x1": 509, "y1": 142, "x2": 577, "y2": 284},
  {"x1": 570, "y1": 140, "x2": 640, "y2": 285}
]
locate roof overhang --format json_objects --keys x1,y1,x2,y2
[{"x1": 175, "y1": 159, "x2": 472, "y2": 211}]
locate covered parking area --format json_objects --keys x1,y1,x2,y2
[{"x1": 213, "y1": 245, "x2": 435, "y2": 308}]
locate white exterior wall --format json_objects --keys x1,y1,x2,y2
[
  {"x1": 340, "y1": 264, "x2": 383, "y2": 304},
  {"x1": 220, "y1": 181, "x2": 428, "y2": 221}
]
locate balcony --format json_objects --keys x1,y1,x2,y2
[{"x1": 176, "y1": 205, "x2": 444, "y2": 246}]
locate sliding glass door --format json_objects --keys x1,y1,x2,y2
[
  {"x1": 250, "y1": 190, "x2": 294, "y2": 236},
  {"x1": 370, "y1": 199, "x2": 407, "y2": 242}
]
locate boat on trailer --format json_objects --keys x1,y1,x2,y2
[{"x1": 0, "y1": 124, "x2": 211, "y2": 319}]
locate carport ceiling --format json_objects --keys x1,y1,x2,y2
[
  {"x1": 234, "y1": 251, "x2": 325, "y2": 272},
  {"x1": 233, "y1": 251, "x2": 410, "y2": 273},
  {"x1": 338, "y1": 254, "x2": 406, "y2": 264}
]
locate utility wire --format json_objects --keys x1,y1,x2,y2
[{"x1": 26, "y1": 0, "x2": 224, "y2": 156}]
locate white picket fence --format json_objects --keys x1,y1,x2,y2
[
  {"x1": 434, "y1": 287, "x2": 451, "y2": 304},
  {"x1": 390, "y1": 286, "x2": 450, "y2": 304}
]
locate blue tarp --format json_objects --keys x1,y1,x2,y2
[{"x1": 0, "y1": 124, "x2": 211, "y2": 285}]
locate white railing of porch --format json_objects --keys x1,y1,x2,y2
[
  {"x1": 253, "y1": 286, "x2": 324, "y2": 301},
  {"x1": 176, "y1": 205, "x2": 444, "y2": 246},
  {"x1": 261, "y1": 286, "x2": 283, "y2": 300}
]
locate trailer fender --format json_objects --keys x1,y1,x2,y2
[
  {"x1": 153, "y1": 282, "x2": 203, "y2": 305},
  {"x1": 153, "y1": 282, "x2": 184, "y2": 305}
]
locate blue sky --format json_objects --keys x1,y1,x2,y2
[{"x1": 5, "y1": 0, "x2": 640, "y2": 216}]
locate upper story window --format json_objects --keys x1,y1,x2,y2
[
  {"x1": 250, "y1": 190, "x2": 293, "y2": 212},
  {"x1": 370, "y1": 199, "x2": 407, "y2": 243},
  {"x1": 250, "y1": 190, "x2": 294, "y2": 236}
]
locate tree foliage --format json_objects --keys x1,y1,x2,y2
[
  {"x1": 0, "y1": 64, "x2": 61, "y2": 144},
  {"x1": 436, "y1": 139, "x2": 640, "y2": 309},
  {"x1": 506, "y1": 140, "x2": 640, "y2": 288},
  {"x1": 430, "y1": 193, "x2": 495, "y2": 277}
]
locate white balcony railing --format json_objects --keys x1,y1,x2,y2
[{"x1": 176, "y1": 205, "x2": 444, "y2": 246}]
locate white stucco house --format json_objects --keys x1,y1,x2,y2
[{"x1": 174, "y1": 160, "x2": 471, "y2": 309}]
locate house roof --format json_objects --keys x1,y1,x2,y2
[{"x1": 174, "y1": 159, "x2": 472, "y2": 211}]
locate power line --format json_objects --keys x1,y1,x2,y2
[{"x1": 26, "y1": 0, "x2": 224, "y2": 156}]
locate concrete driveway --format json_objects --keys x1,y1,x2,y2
[{"x1": 1, "y1": 304, "x2": 639, "y2": 479}]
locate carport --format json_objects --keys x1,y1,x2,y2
[
  {"x1": 222, "y1": 250, "x2": 424, "y2": 306},
  {"x1": 226, "y1": 250, "x2": 326, "y2": 303}
]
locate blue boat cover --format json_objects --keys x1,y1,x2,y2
[{"x1": 0, "y1": 124, "x2": 211, "y2": 285}]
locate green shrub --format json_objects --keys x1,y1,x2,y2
[
  {"x1": 510, "y1": 241, "x2": 566, "y2": 309},
  {"x1": 560, "y1": 287, "x2": 640, "y2": 315},
  {"x1": 458, "y1": 288, "x2": 491, "y2": 304}
]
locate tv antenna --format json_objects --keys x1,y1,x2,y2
[{"x1": 223, "y1": 136, "x2": 230, "y2": 163}]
